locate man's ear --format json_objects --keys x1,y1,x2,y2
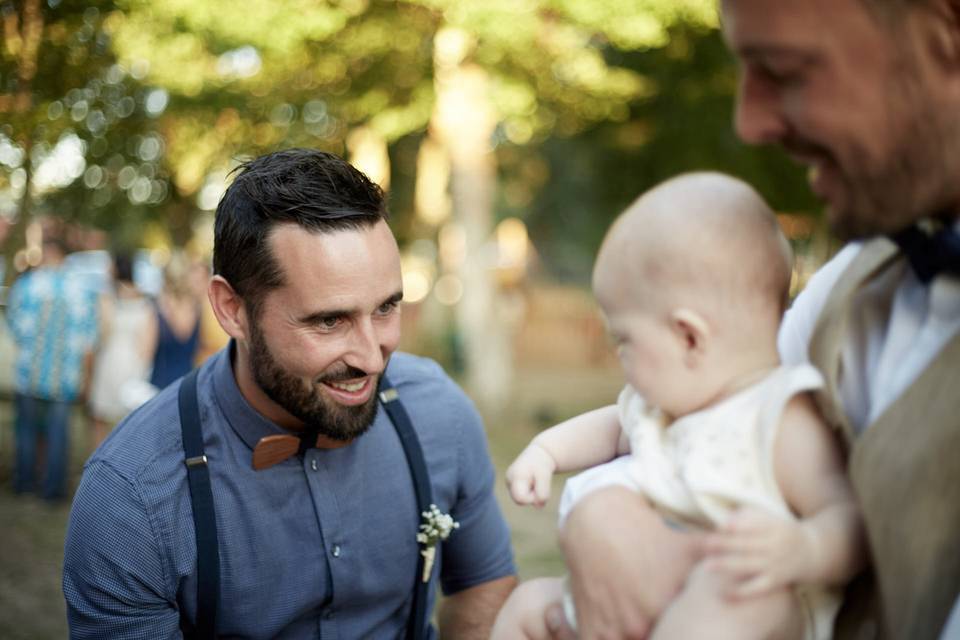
[
  {"x1": 917, "y1": 0, "x2": 960, "y2": 68},
  {"x1": 208, "y1": 275, "x2": 249, "y2": 341},
  {"x1": 669, "y1": 308, "x2": 710, "y2": 368}
]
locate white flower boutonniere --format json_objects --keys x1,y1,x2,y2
[{"x1": 416, "y1": 504, "x2": 459, "y2": 583}]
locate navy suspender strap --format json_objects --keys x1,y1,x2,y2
[
  {"x1": 178, "y1": 368, "x2": 220, "y2": 639},
  {"x1": 379, "y1": 374, "x2": 434, "y2": 640}
]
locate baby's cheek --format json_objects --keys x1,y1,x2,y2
[{"x1": 619, "y1": 354, "x2": 642, "y2": 385}]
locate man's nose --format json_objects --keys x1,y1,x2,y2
[
  {"x1": 734, "y1": 71, "x2": 787, "y2": 145},
  {"x1": 344, "y1": 318, "x2": 386, "y2": 375}
]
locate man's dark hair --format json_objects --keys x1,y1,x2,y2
[
  {"x1": 41, "y1": 235, "x2": 67, "y2": 257},
  {"x1": 213, "y1": 148, "x2": 388, "y2": 317},
  {"x1": 113, "y1": 252, "x2": 135, "y2": 284}
]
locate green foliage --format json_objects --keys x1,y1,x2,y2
[
  {"x1": 514, "y1": 23, "x2": 817, "y2": 281},
  {"x1": 0, "y1": 0, "x2": 170, "y2": 252},
  {"x1": 99, "y1": 0, "x2": 725, "y2": 243},
  {"x1": 1, "y1": 0, "x2": 816, "y2": 277}
]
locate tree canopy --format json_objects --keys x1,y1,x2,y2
[{"x1": 1, "y1": 0, "x2": 814, "y2": 282}]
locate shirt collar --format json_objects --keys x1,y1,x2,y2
[{"x1": 211, "y1": 340, "x2": 290, "y2": 453}]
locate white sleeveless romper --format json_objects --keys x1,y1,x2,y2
[{"x1": 559, "y1": 364, "x2": 841, "y2": 640}]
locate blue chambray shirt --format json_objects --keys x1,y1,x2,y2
[
  {"x1": 63, "y1": 346, "x2": 515, "y2": 639},
  {"x1": 7, "y1": 265, "x2": 99, "y2": 401}
]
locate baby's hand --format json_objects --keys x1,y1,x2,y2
[
  {"x1": 704, "y1": 507, "x2": 819, "y2": 600},
  {"x1": 505, "y1": 443, "x2": 557, "y2": 508}
]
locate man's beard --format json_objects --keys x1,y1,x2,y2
[
  {"x1": 786, "y1": 57, "x2": 960, "y2": 241},
  {"x1": 247, "y1": 319, "x2": 380, "y2": 441},
  {"x1": 782, "y1": 129, "x2": 932, "y2": 242}
]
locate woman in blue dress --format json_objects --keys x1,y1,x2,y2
[{"x1": 149, "y1": 253, "x2": 202, "y2": 390}]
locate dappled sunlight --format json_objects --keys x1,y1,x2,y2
[{"x1": 0, "y1": 2, "x2": 835, "y2": 634}]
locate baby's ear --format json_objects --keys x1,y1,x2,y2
[{"x1": 669, "y1": 308, "x2": 710, "y2": 367}]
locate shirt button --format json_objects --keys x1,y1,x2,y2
[
  {"x1": 331, "y1": 544, "x2": 341, "y2": 558},
  {"x1": 310, "y1": 459, "x2": 318, "y2": 471}
]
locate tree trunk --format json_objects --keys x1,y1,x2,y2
[{"x1": 431, "y1": 31, "x2": 511, "y2": 411}]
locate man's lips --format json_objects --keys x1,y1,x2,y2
[
  {"x1": 319, "y1": 376, "x2": 376, "y2": 406},
  {"x1": 785, "y1": 147, "x2": 826, "y2": 169},
  {"x1": 785, "y1": 147, "x2": 837, "y2": 201},
  {"x1": 807, "y1": 164, "x2": 827, "y2": 198},
  {"x1": 805, "y1": 157, "x2": 844, "y2": 203}
]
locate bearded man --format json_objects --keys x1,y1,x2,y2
[
  {"x1": 63, "y1": 149, "x2": 517, "y2": 639},
  {"x1": 551, "y1": 1, "x2": 960, "y2": 638}
]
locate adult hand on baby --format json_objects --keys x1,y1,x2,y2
[
  {"x1": 505, "y1": 443, "x2": 557, "y2": 507},
  {"x1": 704, "y1": 507, "x2": 819, "y2": 600},
  {"x1": 555, "y1": 488, "x2": 704, "y2": 639}
]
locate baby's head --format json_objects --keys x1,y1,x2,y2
[{"x1": 593, "y1": 172, "x2": 792, "y2": 419}]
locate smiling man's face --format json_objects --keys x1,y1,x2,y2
[
  {"x1": 722, "y1": 0, "x2": 960, "y2": 239},
  {"x1": 241, "y1": 219, "x2": 403, "y2": 440}
]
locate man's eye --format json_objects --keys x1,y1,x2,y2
[
  {"x1": 318, "y1": 317, "x2": 341, "y2": 329},
  {"x1": 756, "y1": 63, "x2": 802, "y2": 85},
  {"x1": 376, "y1": 301, "x2": 398, "y2": 315}
]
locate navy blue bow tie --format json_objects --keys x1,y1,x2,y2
[{"x1": 890, "y1": 220, "x2": 960, "y2": 284}]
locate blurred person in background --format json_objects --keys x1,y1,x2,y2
[
  {"x1": 6, "y1": 235, "x2": 99, "y2": 501},
  {"x1": 553, "y1": 1, "x2": 960, "y2": 638},
  {"x1": 149, "y1": 251, "x2": 202, "y2": 390},
  {"x1": 87, "y1": 251, "x2": 158, "y2": 448}
]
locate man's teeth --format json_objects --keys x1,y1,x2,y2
[{"x1": 329, "y1": 380, "x2": 366, "y2": 392}]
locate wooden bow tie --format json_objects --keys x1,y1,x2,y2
[{"x1": 252, "y1": 431, "x2": 350, "y2": 470}]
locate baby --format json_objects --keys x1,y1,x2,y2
[{"x1": 492, "y1": 173, "x2": 865, "y2": 640}]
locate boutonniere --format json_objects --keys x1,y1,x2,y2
[{"x1": 416, "y1": 504, "x2": 459, "y2": 583}]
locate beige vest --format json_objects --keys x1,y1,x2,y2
[{"x1": 807, "y1": 239, "x2": 960, "y2": 640}]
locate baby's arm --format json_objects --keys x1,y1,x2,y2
[
  {"x1": 706, "y1": 394, "x2": 866, "y2": 597},
  {"x1": 506, "y1": 405, "x2": 626, "y2": 507}
]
